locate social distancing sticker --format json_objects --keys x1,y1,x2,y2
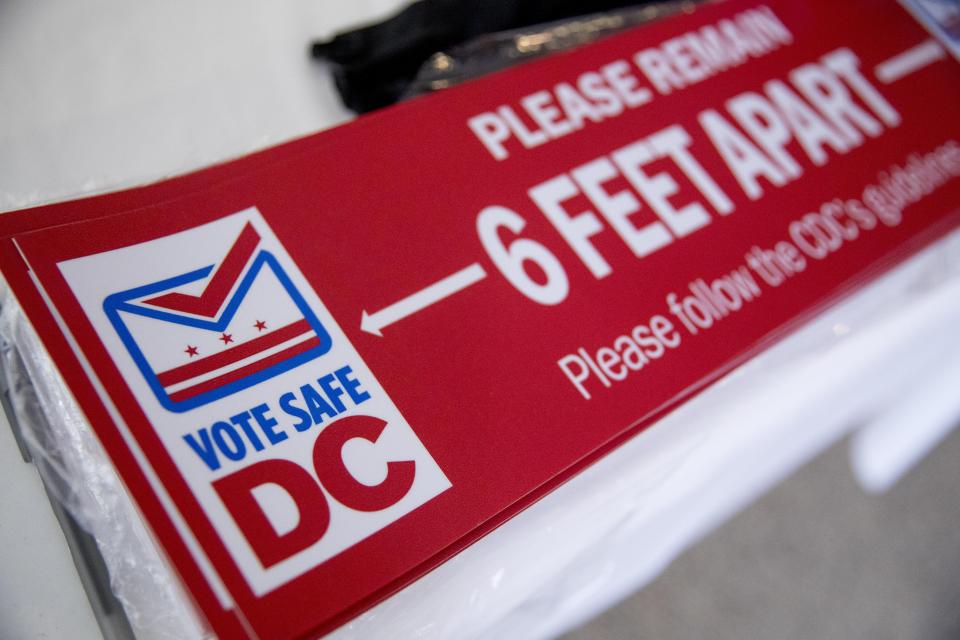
[{"x1": 2, "y1": 1, "x2": 960, "y2": 637}]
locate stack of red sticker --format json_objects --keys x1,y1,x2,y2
[{"x1": 2, "y1": 1, "x2": 959, "y2": 637}]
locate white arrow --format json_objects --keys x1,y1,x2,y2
[
  {"x1": 875, "y1": 39, "x2": 945, "y2": 84},
  {"x1": 361, "y1": 263, "x2": 487, "y2": 336}
]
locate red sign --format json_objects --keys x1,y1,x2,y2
[{"x1": 3, "y1": 1, "x2": 960, "y2": 637}]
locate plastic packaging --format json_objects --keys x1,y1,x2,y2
[
  {"x1": 0, "y1": 288, "x2": 210, "y2": 640},
  {"x1": 2, "y1": 225, "x2": 958, "y2": 639},
  {"x1": 402, "y1": 2, "x2": 697, "y2": 98}
]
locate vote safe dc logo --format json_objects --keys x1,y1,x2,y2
[
  {"x1": 103, "y1": 221, "x2": 332, "y2": 412},
  {"x1": 59, "y1": 209, "x2": 451, "y2": 595}
]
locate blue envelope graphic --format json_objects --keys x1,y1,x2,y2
[{"x1": 102, "y1": 222, "x2": 332, "y2": 413}]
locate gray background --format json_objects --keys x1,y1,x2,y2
[{"x1": 565, "y1": 428, "x2": 960, "y2": 640}]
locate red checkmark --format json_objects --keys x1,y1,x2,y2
[{"x1": 144, "y1": 222, "x2": 260, "y2": 318}]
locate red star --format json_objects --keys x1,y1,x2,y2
[
  {"x1": 254, "y1": 320, "x2": 267, "y2": 332},
  {"x1": 184, "y1": 345, "x2": 199, "y2": 358},
  {"x1": 219, "y1": 333, "x2": 233, "y2": 345}
]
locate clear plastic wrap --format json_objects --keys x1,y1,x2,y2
[
  {"x1": 403, "y1": 2, "x2": 698, "y2": 98},
  {"x1": 2, "y1": 224, "x2": 958, "y2": 639},
  {"x1": 0, "y1": 286, "x2": 210, "y2": 640}
]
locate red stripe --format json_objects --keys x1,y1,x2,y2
[
  {"x1": 157, "y1": 319, "x2": 312, "y2": 386},
  {"x1": 144, "y1": 222, "x2": 260, "y2": 318},
  {"x1": 167, "y1": 336, "x2": 321, "y2": 403}
]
